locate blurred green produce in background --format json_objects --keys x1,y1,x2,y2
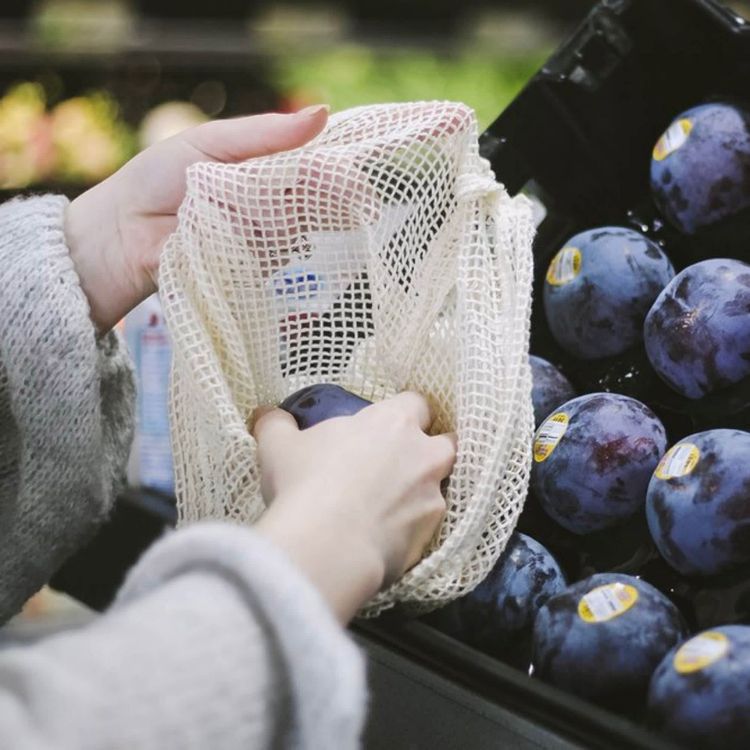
[
  {"x1": 0, "y1": 82, "x2": 135, "y2": 189},
  {"x1": 273, "y1": 46, "x2": 546, "y2": 129},
  {"x1": 50, "y1": 92, "x2": 135, "y2": 184}
]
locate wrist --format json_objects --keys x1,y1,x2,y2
[
  {"x1": 65, "y1": 180, "x2": 154, "y2": 332},
  {"x1": 256, "y1": 500, "x2": 385, "y2": 624}
]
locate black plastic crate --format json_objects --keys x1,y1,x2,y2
[
  {"x1": 479, "y1": 0, "x2": 750, "y2": 430},
  {"x1": 355, "y1": 617, "x2": 681, "y2": 750}
]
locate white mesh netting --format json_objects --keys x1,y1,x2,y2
[{"x1": 159, "y1": 101, "x2": 535, "y2": 616}]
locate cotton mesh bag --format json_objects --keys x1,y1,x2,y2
[{"x1": 159, "y1": 101, "x2": 535, "y2": 616}]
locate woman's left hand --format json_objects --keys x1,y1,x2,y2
[{"x1": 65, "y1": 105, "x2": 329, "y2": 332}]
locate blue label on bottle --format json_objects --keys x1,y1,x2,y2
[{"x1": 272, "y1": 267, "x2": 323, "y2": 303}]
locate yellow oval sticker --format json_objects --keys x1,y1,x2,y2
[
  {"x1": 674, "y1": 632, "x2": 729, "y2": 674},
  {"x1": 546, "y1": 247, "x2": 582, "y2": 286},
  {"x1": 533, "y1": 412, "x2": 569, "y2": 463},
  {"x1": 578, "y1": 582, "x2": 639, "y2": 623},
  {"x1": 653, "y1": 118, "x2": 693, "y2": 161},
  {"x1": 655, "y1": 443, "x2": 700, "y2": 480}
]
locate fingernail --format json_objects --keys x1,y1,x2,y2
[{"x1": 295, "y1": 104, "x2": 330, "y2": 119}]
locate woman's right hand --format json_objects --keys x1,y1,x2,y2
[{"x1": 252, "y1": 392, "x2": 457, "y2": 623}]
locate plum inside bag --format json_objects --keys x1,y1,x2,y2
[{"x1": 159, "y1": 102, "x2": 535, "y2": 616}]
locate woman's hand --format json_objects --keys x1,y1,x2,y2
[
  {"x1": 252, "y1": 392, "x2": 457, "y2": 623},
  {"x1": 65, "y1": 105, "x2": 329, "y2": 332}
]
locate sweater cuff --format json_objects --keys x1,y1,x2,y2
[
  {"x1": 0, "y1": 195, "x2": 135, "y2": 619},
  {"x1": 0, "y1": 195, "x2": 134, "y2": 495},
  {"x1": 115, "y1": 521, "x2": 368, "y2": 749}
]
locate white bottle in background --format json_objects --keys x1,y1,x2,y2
[
  {"x1": 269, "y1": 202, "x2": 414, "y2": 367},
  {"x1": 124, "y1": 294, "x2": 175, "y2": 495}
]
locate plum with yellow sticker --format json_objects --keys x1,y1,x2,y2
[
  {"x1": 651, "y1": 102, "x2": 750, "y2": 235},
  {"x1": 532, "y1": 573, "x2": 686, "y2": 706},
  {"x1": 648, "y1": 625, "x2": 750, "y2": 749},
  {"x1": 646, "y1": 429, "x2": 750, "y2": 577},
  {"x1": 543, "y1": 227, "x2": 674, "y2": 359},
  {"x1": 531, "y1": 393, "x2": 667, "y2": 535}
]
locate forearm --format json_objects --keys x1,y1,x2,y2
[{"x1": 256, "y1": 499, "x2": 384, "y2": 624}]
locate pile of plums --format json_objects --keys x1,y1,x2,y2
[
  {"x1": 279, "y1": 101, "x2": 750, "y2": 749},
  {"x1": 430, "y1": 101, "x2": 750, "y2": 749}
]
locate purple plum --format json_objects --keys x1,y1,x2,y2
[
  {"x1": 279, "y1": 383, "x2": 371, "y2": 429},
  {"x1": 530, "y1": 355, "x2": 576, "y2": 428},
  {"x1": 533, "y1": 573, "x2": 687, "y2": 706},
  {"x1": 531, "y1": 393, "x2": 667, "y2": 535},
  {"x1": 651, "y1": 102, "x2": 750, "y2": 235},
  {"x1": 648, "y1": 625, "x2": 750, "y2": 749},
  {"x1": 646, "y1": 429, "x2": 750, "y2": 577},
  {"x1": 543, "y1": 226, "x2": 675, "y2": 359},
  {"x1": 455, "y1": 533, "x2": 566, "y2": 651},
  {"x1": 644, "y1": 258, "x2": 750, "y2": 399}
]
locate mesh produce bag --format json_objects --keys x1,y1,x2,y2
[{"x1": 159, "y1": 101, "x2": 535, "y2": 616}]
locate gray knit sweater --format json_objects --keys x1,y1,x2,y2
[{"x1": 0, "y1": 195, "x2": 367, "y2": 749}]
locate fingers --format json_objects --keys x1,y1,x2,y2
[
  {"x1": 399, "y1": 490, "x2": 447, "y2": 580},
  {"x1": 182, "y1": 105, "x2": 329, "y2": 163},
  {"x1": 247, "y1": 405, "x2": 274, "y2": 434},
  {"x1": 383, "y1": 391, "x2": 433, "y2": 432},
  {"x1": 429, "y1": 431, "x2": 458, "y2": 478}
]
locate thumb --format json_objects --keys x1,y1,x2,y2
[
  {"x1": 181, "y1": 105, "x2": 329, "y2": 163},
  {"x1": 251, "y1": 407, "x2": 300, "y2": 448}
]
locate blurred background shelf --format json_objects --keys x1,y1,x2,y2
[
  {"x1": 0, "y1": 32, "x2": 279, "y2": 129},
  {"x1": 0, "y1": 0, "x2": 571, "y2": 197}
]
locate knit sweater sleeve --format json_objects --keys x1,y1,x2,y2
[
  {"x1": 0, "y1": 195, "x2": 368, "y2": 748},
  {"x1": 0, "y1": 195, "x2": 135, "y2": 621},
  {"x1": 0, "y1": 523, "x2": 367, "y2": 750}
]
